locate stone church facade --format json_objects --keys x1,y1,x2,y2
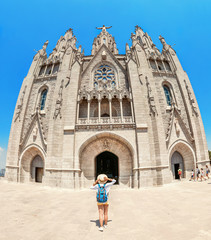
[{"x1": 5, "y1": 25, "x2": 209, "y2": 188}]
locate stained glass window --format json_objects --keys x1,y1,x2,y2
[
  {"x1": 163, "y1": 85, "x2": 172, "y2": 106},
  {"x1": 94, "y1": 65, "x2": 115, "y2": 89},
  {"x1": 40, "y1": 89, "x2": 48, "y2": 110}
]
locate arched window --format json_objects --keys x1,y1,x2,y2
[
  {"x1": 40, "y1": 89, "x2": 48, "y2": 110},
  {"x1": 163, "y1": 85, "x2": 172, "y2": 106}
]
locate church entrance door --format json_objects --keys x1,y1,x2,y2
[
  {"x1": 96, "y1": 151, "x2": 118, "y2": 184},
  {"x1": 171, "y1": 151, "x2": 184, "y2": 179},
  {"x1": 35, "y1": 167, "x2": 43, "y2": 183},
  {"x1": 174, "y1": 163, "x2": 180, "y2": 179},
  {"x1": 31, "y1": 155, "x2": 44, "y2": 183}
]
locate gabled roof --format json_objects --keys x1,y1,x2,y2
[
  {"x1": 20, "y1": 109, "x2": 47, "y2": 151},
  {"x1": 82, "y1": 44, "x2": 126, "y2": 77},
  {"x1": 166, "y1": 106, "x2": 194, "y2": 145}
]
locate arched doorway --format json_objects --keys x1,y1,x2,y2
[
  {"x1": 171, "y1": 151, "x2": 184, "y2": 179},
  {"x1": 79, "y1": 132, "x2": 134, "y2": 188},
  {"x1": 95, "y1": 151, "x2": 118, "y2": 184},
  {"x1": 20, "y1": 146, "x2": 45, "y2": 183},
  {"x1": 31, "y1": 155, "x2": 44, "y2": 183}
]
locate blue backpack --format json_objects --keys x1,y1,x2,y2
[{"x1": 97, "y1": 184, "x2": 108, "y2": 203}]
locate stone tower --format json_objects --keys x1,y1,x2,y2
[{"x1": 5, "y1": 26, "x2": 209, "y2": 188}]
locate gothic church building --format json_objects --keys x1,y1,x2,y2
[{"x1": 6, "y1": 26, "x2": 209, "y2": 188}]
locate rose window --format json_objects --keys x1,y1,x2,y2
[{"x1": 94, "y1": 65, "x2": 116, "y2": 89}]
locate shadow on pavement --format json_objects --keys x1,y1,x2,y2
[{"x1": 90, "y1": 219, "x2": 112, "y2": 227}]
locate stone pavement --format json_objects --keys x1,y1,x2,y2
[{"x1": 0, "y1": 179, "x2": 211, "y2": 240}]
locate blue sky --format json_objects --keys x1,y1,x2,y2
[{"x1": 0, "y1": 0, "x2": 210, "y2": 169}]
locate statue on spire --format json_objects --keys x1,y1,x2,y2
[{"x1": 96, "y1": 25, "x2": 112, "y2": 33}]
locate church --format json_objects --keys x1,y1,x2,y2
[{"x1": 5, "y1": 25, "x2": 209, "y2": 188}]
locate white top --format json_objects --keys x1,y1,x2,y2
[{"x1": 90, "y1": 179, "x2": 116, "y2": 195}]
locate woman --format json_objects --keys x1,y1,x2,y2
[
  {"x1": 206, "y1": 165, "x2": 210, "y2": 179},
  {"x1": 189, "y1": 170, "x2": 194, "y2": 181},
  {"x1": 196, "y1": 166, "x2": 200, "y2": 181},
  {"x1": 178, "y1": 168, "x2": 182, "y2": 180},
  {"x1": 90, "y1": 174, "x2": 116, "y2": 232},
  {"x1": 200, "y1": 168, "x2": 205, "y2": 181}
]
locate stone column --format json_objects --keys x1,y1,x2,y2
[
  {"x1": 87, "y1": 100, "x2": 90, "y2": 123},
  {"x1": 162, "y1": 60, "x2": 167, "y2": 72},
  {"x1": 43, "y1": 65, "x2": 48, "y2": 75},
  {"x1": 119, "y1": 97, "x2": 123, "y2": 123},
  {"x1": 98, "y1": 97, "x2": 101, "y2": 123},
  {"x1": 155, "y1": 60, "x2": 159, "y2": 71},
  {"x1": 109, "y1": 97, "x2": 112, "y2": 123},
  {"x1": 130, "y1": 99, "x2": 134, "y2": 122},
  {"x1": 76, "y1": 101, "x2": 80, "y2": 124}
]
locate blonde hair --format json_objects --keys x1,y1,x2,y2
[{"x1": 97, "y1": 174, "x2": 107, "y2": 184}]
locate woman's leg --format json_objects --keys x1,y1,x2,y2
[
  {"x1": 104, "y1": 204, "x2": 109, "y2": 225},
  {"x1": 98, "y1": 205, "x2": 104, "y2": 227}
]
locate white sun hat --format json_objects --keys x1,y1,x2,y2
[{"x1": 97, "y1": 174, "x2": 108, "y2": 184}]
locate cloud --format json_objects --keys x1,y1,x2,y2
[{"x1": 0, "y1": 147, "x2": 3, "y2": 153}]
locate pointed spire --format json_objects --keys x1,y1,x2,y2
[
  {"x1": 159, "y1": 35, "x2": 175, "y2": 53},
  {"x1": 33, "y1": 40, "x2": 48, "y2": 61},
  {"x1": 159, "y1": 35, "x2": 168, "y2": 50},
  {"x1": 65, "y1": 28, "x2": 73, "y2": 39},
  {"x1": 126, "y1": 43, "x2": 130, "y2": 52},
  {"x1": 126, "y1": 43, "x2": 132, "y2": 61},
  {"x1": 78, "y1": 45, "x2": 82, "y2": 53}
]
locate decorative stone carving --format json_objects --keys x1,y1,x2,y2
[
  {"x1": 166, "y1": 102, "x2": 193, "y2": 143},
  {"x1": 78, "y1": 85, "x2": 130, "y2": 102},
  {"x1": 146, "y1": 77, "x2": 157, "y2": 116},
  {"x1": 54, "y1": 80, "x2": 64, "y2": 119},
  {"x1": 102, "y1": 138, "x2": 111, "y2": 150},
  {"x1": 33, "y1": 40, "x2": 49, "y2": 61},
  {"x1": 102, "y1": 51, "x2": 107, "y2": 60},
  {"x1": 20, "y1": 108, "x2": 47, "y2": 151},
  {"x1": 47, "y1": 47, "x2": 62, "y2": 63},
  {"x1": 65, "y1": 76, "x2": 70, "y2": 88},
  {"x1": 159, "y1": 35, "x2": 175, "y2": 56},
  {"x1": 174, "y1": 118, "x2": 180, "y2": 136},
  {"x1": 171, "y1": 100, "x2": 181, "y2": 114},
  {"x1": 33, "y1": 126, "x2": 38, "y2": 141},
  {"x1": 126, "y1": 43, "x2": 132, "y2": 61},
  {"x1": 184, "y1": 80, "x2": 198, "y2": 117},
  {"x1": 14, "y1": 86, "x2": 27, "y2": 122},
  {"x1": 47, "y1": 28, "x2": 77, "y2": 63},
  {"x1": 131, "y1": 33, "x2": 138, "y2": 47}
]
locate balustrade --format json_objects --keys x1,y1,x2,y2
[
  {"x1": 89, "y1": 117, "x2": 98, "y2": 124},
  {"x1": 77, "y1": 116, "x2": 134, "y2": 125},
  {"x1": 124, "y1": 116, "x2": 133, "y2": 123}
]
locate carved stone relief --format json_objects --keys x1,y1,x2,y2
[
  {"x1": 33, "y1": 126, "x2": 38, "y2": 141},
  {"x1": 14, "y1": 86, "x2": 27, "y2": 122},
  {"x1": 174, "y1": 118, "x2": 180, "y2": 137},
  {"x1": 102, "y1": 138, "x2": 111, "y2": 150},
  {"x1": 146, "y1": 77, "x2": 157, "y2": 116},
  {"x1": 54, "y1": 80, "x2": 64, "y2": 119},
  {"x1": 184, "y1": 80, "x2": 198, "y2": 117},
  {"x1": 33, "y1": 41, "x2": 49, "y2": 61}
]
